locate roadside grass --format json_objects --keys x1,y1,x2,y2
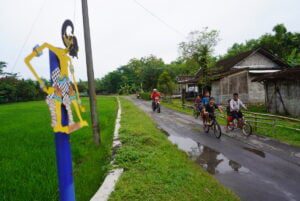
[
  {"x1": 161, "y1": 99, "x2": 193, "y2": 115},
  {"x1": 109, "y1": 98, "x2": 239, "y2": 201},
  {"x1": 161, "y1": 99, "x2": 300, "y2": 147},
  {"x1": 0, "y1": 96, "x2": 117, "y2": 201}
]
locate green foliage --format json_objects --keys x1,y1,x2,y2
[
  {"x1": 77, "y1": 79, "x2": 88, "y2": 94},
  {"x1": 157, "y1": 71, "x2": 174, "y2": 95},
  {"x1": 223, "y1": 24, "x2": 300, "y2": 66},
  {"x1": 0, "y1": 62, "x2": 44, "y2": 103},
  {"x1": 0, "y1": 97, "x2": 118, "y2": 201},
  {"x1": 179, "y1": 28, "x2": 220, "y2": 74},
  {"x1": 139, "y1": 92, "x2": 151, "y2": 100},
  {"x1": 0, "y1": 76, "x2": 45, "y2": 103},
  {"x1": 96, "y1": 55, "x2": 166, "y2": 94},
  {"x1": 110, "y1": 98, "x2": 239, "y2": 201}
]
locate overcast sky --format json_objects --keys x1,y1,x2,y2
[{"x1": 0, "y1": 0, "x2": 299, "y2": 80}]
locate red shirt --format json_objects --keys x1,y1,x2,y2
[{"x1": 151, "y1": 92, "x2": 161, "y2": 100}]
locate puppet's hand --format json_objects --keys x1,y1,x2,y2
[
  {"x1": 40, "y1": 81, "x2": 54, "y2": 94},
  {"x1": 44, "y1": 87, "x2": 55, "y2": 94},
  {"x1": 33, "y1": 45, "x2": 43, "y2": 57}
]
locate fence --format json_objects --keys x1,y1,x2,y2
[{"x1": 182, "y1": 103, "x2": 300, "y2": 134}]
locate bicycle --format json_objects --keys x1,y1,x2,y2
[
  {"x1": 227, "y1": 116, "x2": 252, "y2": 136},
  {"x1": 203, "y1": 115, "x2": 222, "y2": 139},
  {"x1": 193, "y1": 105, "x2": 201, "y2": 119}
]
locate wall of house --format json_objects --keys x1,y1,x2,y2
[
  {"x1": 248, "y1": 74, "x2": 265, "y2": 103},
  {"x1": 234, "y1": 52, "x2": 279, "y2": 69},
  {"x1": 211, "y1": 71, "x2": 249, "y2": 104},
  {"x1": 211, "y1": 81, "x2": 220, "y2": 103},
  {"x1": 266, "y1": 80, "x2": 300, "y2": 117}
]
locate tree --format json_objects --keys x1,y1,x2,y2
[
  {"x1": 224, "y1": 24, "x2": 300, "y2": 66},
  {"x1": 0, "y1": 76, "x2": 18, "y2": 103},
  {"x1": 140, "y1": 55, "x2": 165, "y2": 91},
  {"x1": 179, "y1": 27, "x2": 220, "y2": 88},
  {"x1": 158, "y1": 71, "x2": 174, "y2": 96},
  {"x1": 77, "y1": 79, "x2": 88, "y2": 94}
]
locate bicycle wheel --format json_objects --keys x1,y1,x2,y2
[
  {"x1": 242, "y1": 122, "x2": 252, "y2": 136},
  {"x1": 213, "y1": 122, "x2": 222, "y2": 139}
]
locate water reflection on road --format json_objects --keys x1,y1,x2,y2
[{"x1": 168, "y1": 135, "x2": 250, "y2": 175}]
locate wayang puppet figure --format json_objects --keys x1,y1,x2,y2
[{"x1": 24, "y1": 20, "x2": 88, "y2": 134}]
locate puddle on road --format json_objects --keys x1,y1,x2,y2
[
  {"x1": 243, "y1": 147, "x2": 266, "y2": 158},
  {"x1": 168, "y1": 135, "x2": 250, "y2": 175}
]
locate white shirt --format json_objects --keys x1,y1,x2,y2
[{"x1": 230, "y1": 99, "x2": 247, "y2": 112}]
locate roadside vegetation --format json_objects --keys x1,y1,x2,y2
[
  {"x1": 0, "y1": 96, "x2": 117, "y2": 201},
  {"x1": 109, "y1": 98, "x2": 239, "y2": 201},
  {"x1": 161, "y1": 99, "x2": 300, "y2": 147}
]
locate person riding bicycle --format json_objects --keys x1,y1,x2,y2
[
  {"x1": 226, "y1": 99, "x2": 234, "y2": 132},
  {"x1": 203, "y1": 97, "x2": 223, "y2": 125},
  {"x1": 194, "y1": 95, "x2": 202, "y2": 112},
  {"x1": 202, "y1": 91, "x2": 210, "y2": 106},
  {"x1": 229, "y1": 93, "x2": 247, "y2": 124},
  {"x1": 151, "y1": 89, "x2": 161, "y2": 109}
]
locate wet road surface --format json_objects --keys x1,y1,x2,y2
[{"x1": 129, "y1": 98, "x2": 300, "y2": 201}]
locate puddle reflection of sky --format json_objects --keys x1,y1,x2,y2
[{"x1": 168, "y1": 135, "x2": 250, "y2": 175}]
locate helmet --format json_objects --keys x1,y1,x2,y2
[{"x1": 153, "y1": 89, "x2": 157, "y2": 92}]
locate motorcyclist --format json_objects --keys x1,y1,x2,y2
[
  {"x1": 151, "y1": 89, "x2": 161, "y2": 111},
  {"x1": 151, "y1": 88, "x2": 161, "y2": 100}
]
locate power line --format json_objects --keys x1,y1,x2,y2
[
  {"x1": 132, "y1": 0, "x2": 185, "y2": 38},
  {"x1": 10, "y1": 0, "x2": 47, "y2": 73}
]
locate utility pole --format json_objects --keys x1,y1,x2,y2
[{"x1": 81, "y1": 0, "x2": 100, "y2": 145}]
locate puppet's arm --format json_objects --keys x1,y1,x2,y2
[
  {"x1": 69, "y1": 61, "x2": 85, "y2": 112},
  {"x1": 24, "y1": 43, "x2": 61, "y2": 94}
]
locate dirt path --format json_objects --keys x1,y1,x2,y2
[{"x1": 129, "y1": 97, "x2": 300, "y2": 201}]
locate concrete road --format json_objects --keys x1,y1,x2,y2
[{"x1": 129, "y1": 97, "x2": 300, "y2": 201}]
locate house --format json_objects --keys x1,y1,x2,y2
[
  {"x1": 252, "y1": 67, "x2": 300, "y2": 117},
  {"x1": 176, "y1": 75, "x2": 199, "y2": 98},
  {"x1": 177, "y1": 48, "x2": 289, "y2": 104}
]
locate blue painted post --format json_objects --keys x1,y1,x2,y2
[{"x1": 50, "y1": 51, "x2": 76, "y2": 201}]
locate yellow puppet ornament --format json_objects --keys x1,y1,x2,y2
[{"x1": 24, "y1": 20, "x2": 88, "y2": 134}]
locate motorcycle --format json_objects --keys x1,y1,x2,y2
[{"x1": 152, "y1": 97, "x2": 161, "y2": 113}]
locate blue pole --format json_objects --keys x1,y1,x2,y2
[{"x1": 50, "y1": 51, "x2": 76, "y2": 201}]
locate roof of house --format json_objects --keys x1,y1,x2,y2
[
  {"x1": 177, "y1": 47, "x2": 289, "y2": 84},
  {"x1": 252, "y1": 67, "x2": 300, "y2": 82},
  {"x1": 196, "y1": 47, "x2": 288, "y2": 78},
  {"x1": 177, "y1": 75, "x2": 199, "y2": 84}
]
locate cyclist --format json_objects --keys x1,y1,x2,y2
[
  {"x1": 226, "y1": 99, "x2": 234, "y2": 132},
  {"x1": 230, "y1": 93, "x2": 247, "y2": 125},
  {"x1": 203, "y1": 97, "x2": 223, "y2": 125},
  {"x1": 202, "y1": 91, "x2": 210, "y2": 106},
  {"x1": 194, "y1": 95, "x2": 202, "y2": 113}
]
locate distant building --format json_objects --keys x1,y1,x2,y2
[
  {"x1": 253, "y1": 67, "x2": 300, "y2": 117},
  {"x1": 177, "y1": 48, "x2": 289, "y2": 104}
]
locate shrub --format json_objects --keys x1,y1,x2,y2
[{"x1": 140, "y1": 92, "x2": 151, "y2": 100}]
